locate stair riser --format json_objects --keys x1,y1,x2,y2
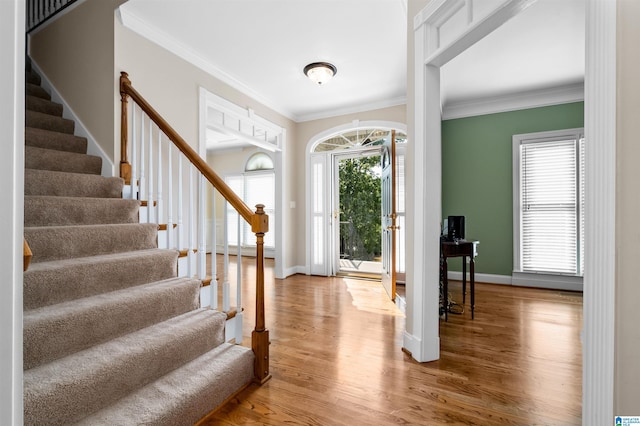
[
  {"x1": 26, "y1": 70, "x2": 41, "y2": 85},
  {"x1": 26, "y1": 146, "x2": 102, "y2": 175},
  {"x1": 24, "y1": 310, "x2": 226, "y2": 425},
  {"x1": 24, "y1": 278, "x2": 203, "y2": 370},
  {"x1": 24, "y1": 196, "x2": 139, "y2": 227},
  {"x1": 25, "y1": 169, "x2": 124, "y2": 198},
  {"x1": 26, "y1": 110, "x2": 75, "y2": 134},
  {"x1": 26, "y1": 95, "x2": 62, "y2": 116},
  {"x1": 25, "y1": 127, "x2": 87, "y2": 154},
  {"x1": 76, "y1": 344, "x2": 255, "y2": 426},
  {"x1": 24, "y1": 224, "x2": 158, "y2": 263},
  {"x1": 24, "y1": 249, "x2": 179, "y2": 310},
  {"x1": 26, "y1": 83, "x2": 50, "y2": 100}
]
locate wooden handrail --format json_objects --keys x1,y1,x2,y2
[
  {"x1": 119, "y1": 72, "x2": 256, "y2": 226},
  {"x1": 119, "y1": 72, "x2": 270, "y2": 384},
  {"x1": 24, "y1": 238, "x2": 33, "y2": 272}
]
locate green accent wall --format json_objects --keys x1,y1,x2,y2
[{"x1": 441, "y1": 102, "x2": 584, "y2": 276}]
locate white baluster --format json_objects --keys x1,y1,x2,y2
[
  {"x1": 237, "y1": 212, "x2": 242, "y2": 305},
  {"x1": 188, "y1": 165, "x2": 195, "y2": 277},
  {"x1": 198, "y1": 175, "x2": 206, "y2": 280},
  {"x1": 210, "y1": 187, "x2": 218, "y2": 310},
  {"x1": 156, "y1": 132, "x2": 163, "y2": 234},
  {"x1": 235, "y1": 211, "x2": 243, "y2": 343},
  {"x1": 177, "y1": 155, "x2": 183, "y2": 251},
  {"x1": 167, "y1": 144, "x2": 174, "y2": 250},
  {"x1": 139, "y1": 115, "x2": 146, "y2": 208},
  {"x1": 147, "y1": 120, "x2": 154, "y2": 223},
  {"x1": 222, "y1": 201, "x2": 230, "y2": 312},
  {"x1": 130, "y1": 104, "x2": 138, "y2": 201}
]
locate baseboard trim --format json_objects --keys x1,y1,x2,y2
[
  {"x1": 29, "y1": 58, "x2": 115, "y2": 177},
  {"x1": 512, "y1": 272, "x2": 583, "y2": 292},
  {"x1": 284, "y1": 265, "x2": 306, "y2": 278},
  {"x1": 447, "y1": 271, "x2": 512, "y2": 285},
  {"x1": 447, "y1": 270, "x2": 583, "y2": 291}
]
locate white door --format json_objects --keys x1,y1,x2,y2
[{"x1": 381, "y1": 131, "x2": 397, "y2": 300}]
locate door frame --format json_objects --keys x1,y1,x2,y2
[
  {"x1": 408, "y1": 0, "x2": 615, "y2": 422},
  {"x1": 305, "y1": 121, "x2": 406, "y2": 277},
  {"x1": 331, "y1": 145, "x2": 384, "y2": 277}
]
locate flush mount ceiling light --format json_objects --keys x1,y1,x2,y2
[{"x1": 303, "y1": 62, "x2": 337, "y2": 85}]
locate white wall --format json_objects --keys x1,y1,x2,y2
[{"x1": 0, "y1": 0, "x2": 24, "y2": 424}]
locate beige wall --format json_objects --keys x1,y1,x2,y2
[
  {"x1": 29, "y1": 0, "x2": 125, "y2": 162},
  {"x1": 615, "y1": 0, "x2": 640, "y2": 414},
  {"x1": 114, "y1": 15, "x2": 299, "y2": 271}
]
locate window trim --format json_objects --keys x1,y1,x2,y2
[{"x1": 512, "y1": 127, "x2": 585, "y2": 289}]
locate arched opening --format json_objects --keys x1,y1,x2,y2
[{"x1": 305, "y1": 122, "x2": 406, "y2": 285}]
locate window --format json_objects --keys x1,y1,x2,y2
[
  {"x1": 513, "y1": 128, "x2": 585, "y2": 276},
  {"x1": 225, "y1": 153, "x2": 275, "y2": 250}
]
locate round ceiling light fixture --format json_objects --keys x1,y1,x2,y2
[{"x1": 303, "y1": 62, "x2": 337, "y2": 85}]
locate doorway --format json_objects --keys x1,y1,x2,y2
[
  {"x1": 335, "y1": 149, "x2": 382, "y2": 278},
  {"x1": 306, "y1": 124, "x2": 406, "y2": 292}
]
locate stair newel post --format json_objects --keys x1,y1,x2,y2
[
  {"x1": 251, "y1": 204, "x2": 271, "y2": 384},
  {"x1": 119, "y1": 72, "x2": 132, "y2": 185}
]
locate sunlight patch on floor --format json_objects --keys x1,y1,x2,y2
[{"x1": 343, "y1": 278, "x2": 404, "y2": 317}]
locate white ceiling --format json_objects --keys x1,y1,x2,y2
[{"x1": 119, "y1": 0, "x2": 585, "y2": 122}]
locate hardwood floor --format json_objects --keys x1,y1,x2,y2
[{"x1": 200, "y1": 256, "x2": 582, "y2": 425}]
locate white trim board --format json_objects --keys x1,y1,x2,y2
[
  {"x1": 447, "y1": 271, "x2": 511, "y2": 285},
  {"x1": 447, "y1": 271, "x2": 583, "y2": 292}
]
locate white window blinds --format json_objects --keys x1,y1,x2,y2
[{"x1": 515, "y1": 129, "x2": 584, "y2": 276}]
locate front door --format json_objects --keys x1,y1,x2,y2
[{"x1": 381, "y1": 130, "x2": 397, "y2": 300}]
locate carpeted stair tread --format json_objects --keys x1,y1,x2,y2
[
  {"x1": 24, "y1": 249, "x2": 179, "y2": 310},
  {"x1": 24, "y1": 277, "x2": 203, "y2": 370},
  {"x1": 25, "y1": 145, "x2": 102, "y2": 175},
  {"x1": 76, "y1": 343, "x2": 255, "y2": 426},
  {"x1": 26, "y1": 109, "x2": 74, "y2": 134},
  {"x1": 25, "y1": 127, "x2": 87, "y2": 153},
  {"x1": 24, "y1": 223, "x2": 158, "y2": 263},
  {"x1": 25, "y1": 168, "x2": 124, "y2": 198},
  {"x1": 25, "y1": 195, "x2": 139, "y2": 226},
  {"x1": 26, "y1": 69, "x2": 41, "y2": 85},
  {"x1": 21, "y1": 56, "x2": 254, "y2": 425},
  {"x1": 24, "y1": 308, "x2": 227, "y2": 426},
  {"x1": 26, "y1": 82, "x2": 50, "y2": 100},
  {"x1": 26, "y1": 94, "x2": 62, "y2": 116}
]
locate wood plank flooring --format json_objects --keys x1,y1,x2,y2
[{"x1": 201, "y1": 256, "x2": 582, "y2": 425}]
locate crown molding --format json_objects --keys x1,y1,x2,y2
[
  {"x1": 118, "y1": 6, "x2": 296, "y2": 121},
  {"x1": 296, "y1": 96, "x2": 407, "y2": 123},
  {"x1": 442, "y1": 83, "x2": 584, "y2": 120}
]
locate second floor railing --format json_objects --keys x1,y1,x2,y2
[
  {"x1": 26, "y1": 0, "x2": 79, "y2": 33},
  {"x1": 119, "y1": 72, "x2": 270, "y2": 384}
]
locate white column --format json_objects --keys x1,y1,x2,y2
[
  {"x1": 0, "y1": 1, "x2": 24, "y2": 423},
  {"x1": 582, "y1": 0, "x2": 616, "y2": 423}
]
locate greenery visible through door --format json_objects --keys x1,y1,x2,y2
[{"x1": 338, "y1": 156, "x2": 381, "y2": 262}]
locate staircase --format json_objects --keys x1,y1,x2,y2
[{"x1": 23, "y1": 59, "x2": 254, "y2": 425}]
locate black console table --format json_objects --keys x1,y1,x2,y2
[{"x1": 441, "y1": 240, "x2": 479, "y2": 321}]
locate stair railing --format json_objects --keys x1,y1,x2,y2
[
  {"x1": 119, "y1": 72, "x2": 270, "y2": 384},
  {"x1": 26, "y1": 0, "x2": 79, "y2": 33}
]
